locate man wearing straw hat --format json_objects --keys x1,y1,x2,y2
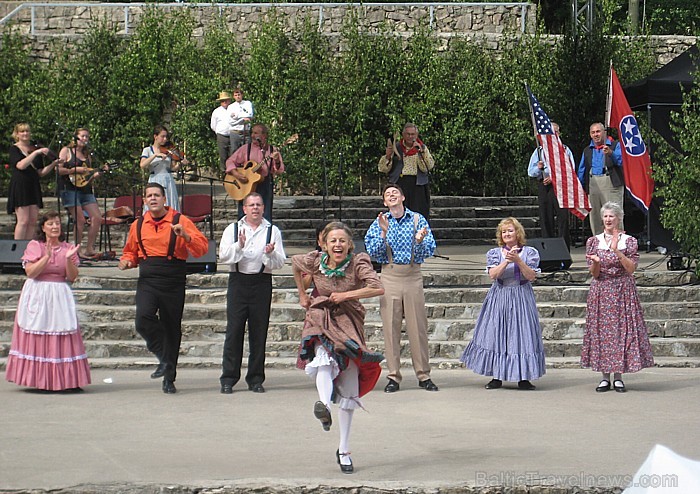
[{"x1": 211, "y1": 91, "x2": 233, "y2": 172}]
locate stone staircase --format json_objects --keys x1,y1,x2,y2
[
  {"x1": 1, "y1": 191, "x2": 699, "y2": 371},
  {"x1": 1, "y1": 265, "x2": 699, "y2": 371},
  {"x1": 0, "y1": 189, "x2": 540, "y2": 246}
]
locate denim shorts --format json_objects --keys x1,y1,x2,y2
[{"x1": 61, "y1": 190, "x2": 97, "y2": 208}]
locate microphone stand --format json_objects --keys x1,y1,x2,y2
[
  {"x1": 320, "y1": 137, "x2": 328, "y2": 221},
  {"x1": 338, "y1": 150, "x2": 344, "y2": 222}
]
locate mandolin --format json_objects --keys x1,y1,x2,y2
[
  {"x1": 224, "y1": 133, "x2": 298, "y2": 201},
  {"x1": 69, "y1": 162, "x2": 120, "y2": 188}
]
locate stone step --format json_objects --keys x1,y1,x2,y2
[
  {"x1": 1, "y1": 268, "x2": 696, "y2": 291},
  {"x1": 3, "y1": 281, "x2": 699, "y2": 306},
  {"x1": 0, "y1": 195, "x2": 543, "y2": 244},
  {"x1": 2, "y1": 298, "x2": 698, "y2": 328},
  {"x1": 0, "y1": 317, "x2": 700, "y2": 356},
  {"x1": 3, "y1": 336, "x2": 699, "y2": 362},
  {"x1": 2, "y1": 354, "x2": 700, "y2": 373}
]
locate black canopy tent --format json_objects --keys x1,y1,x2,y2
[
  {"x1": 624, "y1": 44, "x2": 697, "y2": 153},
  {"x1": 618, "y1": 45, "x2": 698, "y2": 251}
]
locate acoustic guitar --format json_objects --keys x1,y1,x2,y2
[{"x1": 224, "y1": 134, "x2": 298, "y2": 201}]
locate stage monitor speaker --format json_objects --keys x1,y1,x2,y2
[
  {"x1": 528, "y1": 237, "x2": 572, "y2": 272},
  {"x1": 0, "y1": 239, "x2": 29, "y2": 274},
  {"x1": 186, "y1": 239, "x2": 217, "y2": 274},
  {"x1": 353, "y1": 240, "x2": 382, "y2": 273}
]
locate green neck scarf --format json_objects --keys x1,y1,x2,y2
[{"x1": 320, "y1": 253, "x2": 352, "y2": 278}]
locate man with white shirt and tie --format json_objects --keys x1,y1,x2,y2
[{"x1": 218, "y1": 192, "x2": 286, "y2": 394}]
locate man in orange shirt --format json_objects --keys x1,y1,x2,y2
[{"x1": 119, "y1": 182, "x2": 209, "y2": 393}]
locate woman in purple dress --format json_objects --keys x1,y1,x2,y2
[
  {"x1": 581, "y1": 202, "x2": 654, "y2": 393},
  {"x1": 460, "y1": 217, "x2": 545, "y2": 390},
  {"x1": 292, "y1": 222, "x2": 384, "y2": 474},
  {"x1": 5, "y1": 211, "x2": 92, "y2": 391}
]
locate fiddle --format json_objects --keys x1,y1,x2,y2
[
  {"x1": 31, "y1": 142, "x2": 58, "y2": 161},
  {"x1": 159, "y1": 141, "x2": 184, "y2": 162}
]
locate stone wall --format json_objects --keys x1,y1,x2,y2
[
  {"x1": 0, "y1": 1, "x2": 696, "y2": 66},
  {"x1": 0, "y1": 1, "x2": 534, "y2": 37}
]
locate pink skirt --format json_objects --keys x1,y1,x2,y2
[{"x1": 5, "y1": 326, "x2": 91, "y2": 390}]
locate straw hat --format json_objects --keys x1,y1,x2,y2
[{"x1": 216, "y1": 91, "x2": 233, "y2": 101}]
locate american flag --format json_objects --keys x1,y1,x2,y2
[{"x1": 526, "y1": 84, "x2": 590, "y2": 219}]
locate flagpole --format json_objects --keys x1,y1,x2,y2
[
  {"x1": 605, "y1": 60, "x2": 613, "y2": 130},
  {"x1": 646, "y1": 103, "x2": 653, "y2": 253},
  {"x1": 525, "y1": 82, "x2": 544, "y2": 164}
]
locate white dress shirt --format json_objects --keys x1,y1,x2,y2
[
  {"x1": 219, "y1": 217, "x2": 286, "y2": 274},
  {"x1": 229, "y1": 100, "x2": 254, "y2": 132},
  {"x1": 211, "y1": 105, "x2": 231, "y2": 136}
]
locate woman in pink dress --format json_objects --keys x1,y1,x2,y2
[
  {"x1": 5, "y1": 211, "x2": 92, "y2": 391},
  {"x1": 581, "y1": 201, "x2": 654, "y2": 393},
  {"x1": 292, "y1": 222, "x2": 384, "y2": 474}
]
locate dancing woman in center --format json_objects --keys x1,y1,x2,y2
[
  {"x1": 460, "y1": 217, "x2": 546, "y2": 390},
  {"x1": 292, "y1": 222, "x2": 384, "y2": 474}
]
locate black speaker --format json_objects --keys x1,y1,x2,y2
[
  {"x1": 528, "y1": 237, "x2": 572, "y2": 272},
  {"x1": 0, "y1": 239, "x2": 30, "y2": 274},
  {"x1": 186, "y1": 239, "x2": 217, "y2": 274}
]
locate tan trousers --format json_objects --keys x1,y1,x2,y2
[
  {"x1": 588, "y1": 174, "x2": 624, "y2": 236},
  {"x1": 379, "y1": 263, "x2": 431, "y2": 383}
]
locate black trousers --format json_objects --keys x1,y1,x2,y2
[
  {"x1": 216, "y1": 134, "x2": 231, "y2": 172},
  {"x1": 135, "y1": 258, "x2": 187, "y2": 381},
  {"x1": 220, "y1": 272, "x2": 273, "y2": 387},
  {"x1": 537, "y1": 180, "x2": 570, "y2": 250},
  {"x1": 395, "y1": 175, "x2": 431, "y2": 221}
]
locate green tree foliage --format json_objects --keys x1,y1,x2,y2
[
  {"x1": 654, "y1": 79, "x2": 700, "y2": 259},
  {"x1": 1, "y1": 10, "x2": 657, "y2": 201}
]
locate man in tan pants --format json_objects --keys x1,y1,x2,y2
[{"x1": 364, "y1": 184, "x2": 439, "y2": 392}]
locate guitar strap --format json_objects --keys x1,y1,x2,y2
[{"x1": 246, "y1": 142, "x2": 274, "y2": 178}]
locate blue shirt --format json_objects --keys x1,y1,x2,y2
[
  {"x1": 528, "y1": 146, "x2": 575, "y2": 179},
  {"x1": 577, "y1": 137, "x2": 622, "y2": 183},
  {"x1": 364, "y1": 208, "x2": 435, "y2": 265}
]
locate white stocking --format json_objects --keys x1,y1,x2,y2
[
  {"x1": 315, "y1": 364, "x2": 333, "y2": 407},
  {"x1": 338, "y1": 407, "x2": 354, "y2": 465}
]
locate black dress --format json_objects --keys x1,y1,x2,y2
[{"x1": 7, "y1": 145, "x2": 45, "y2": 214}]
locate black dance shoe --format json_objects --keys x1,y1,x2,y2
[
  {"x1": 151, "y1": 362, "x2": 166, "y2": 379},
  {"x1": 384, "y1": 379, "x2": 400, "y2": 393},
  {"x1": 418, "y1": 379, "x2": 439, "y2": 391},
  {"x1": 162, "y1": 379, "x2": 177, "y2": 394},
  {"x1": 518, "y1": 380, "x2": 536, "y2": 390},
  {"x1": 249, "y1": 383, "x2": 265, "y2": 393},
  {"x1": 596, "y1": 380, "x2": 611, "y2": 392},
  {"x1": 313, "y1": 401, "x2": 332, "y2": 431},
  {"x1": 613, "y1": 380, "x2": 627, "y2": 393},
  {"x1": 220, "y1": 384, "x2": 233, "y2": 394},
  {"x1": 485, "y1": 379, "x2": 502, "y2": 390},
  {"x1": 336, "y1": 449, "x2": 354, "y2": 474}
]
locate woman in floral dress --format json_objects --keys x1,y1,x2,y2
[
  {"x1": 581, "y1": 201, "x2": 654, "y2": 393},
  {"x1": 292, "y1": 222, "x2": 384, "y2": 474}
]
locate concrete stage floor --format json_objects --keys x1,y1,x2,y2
[{"x1": 1, "y1": 367, "x2": 699, "y2": 493}]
